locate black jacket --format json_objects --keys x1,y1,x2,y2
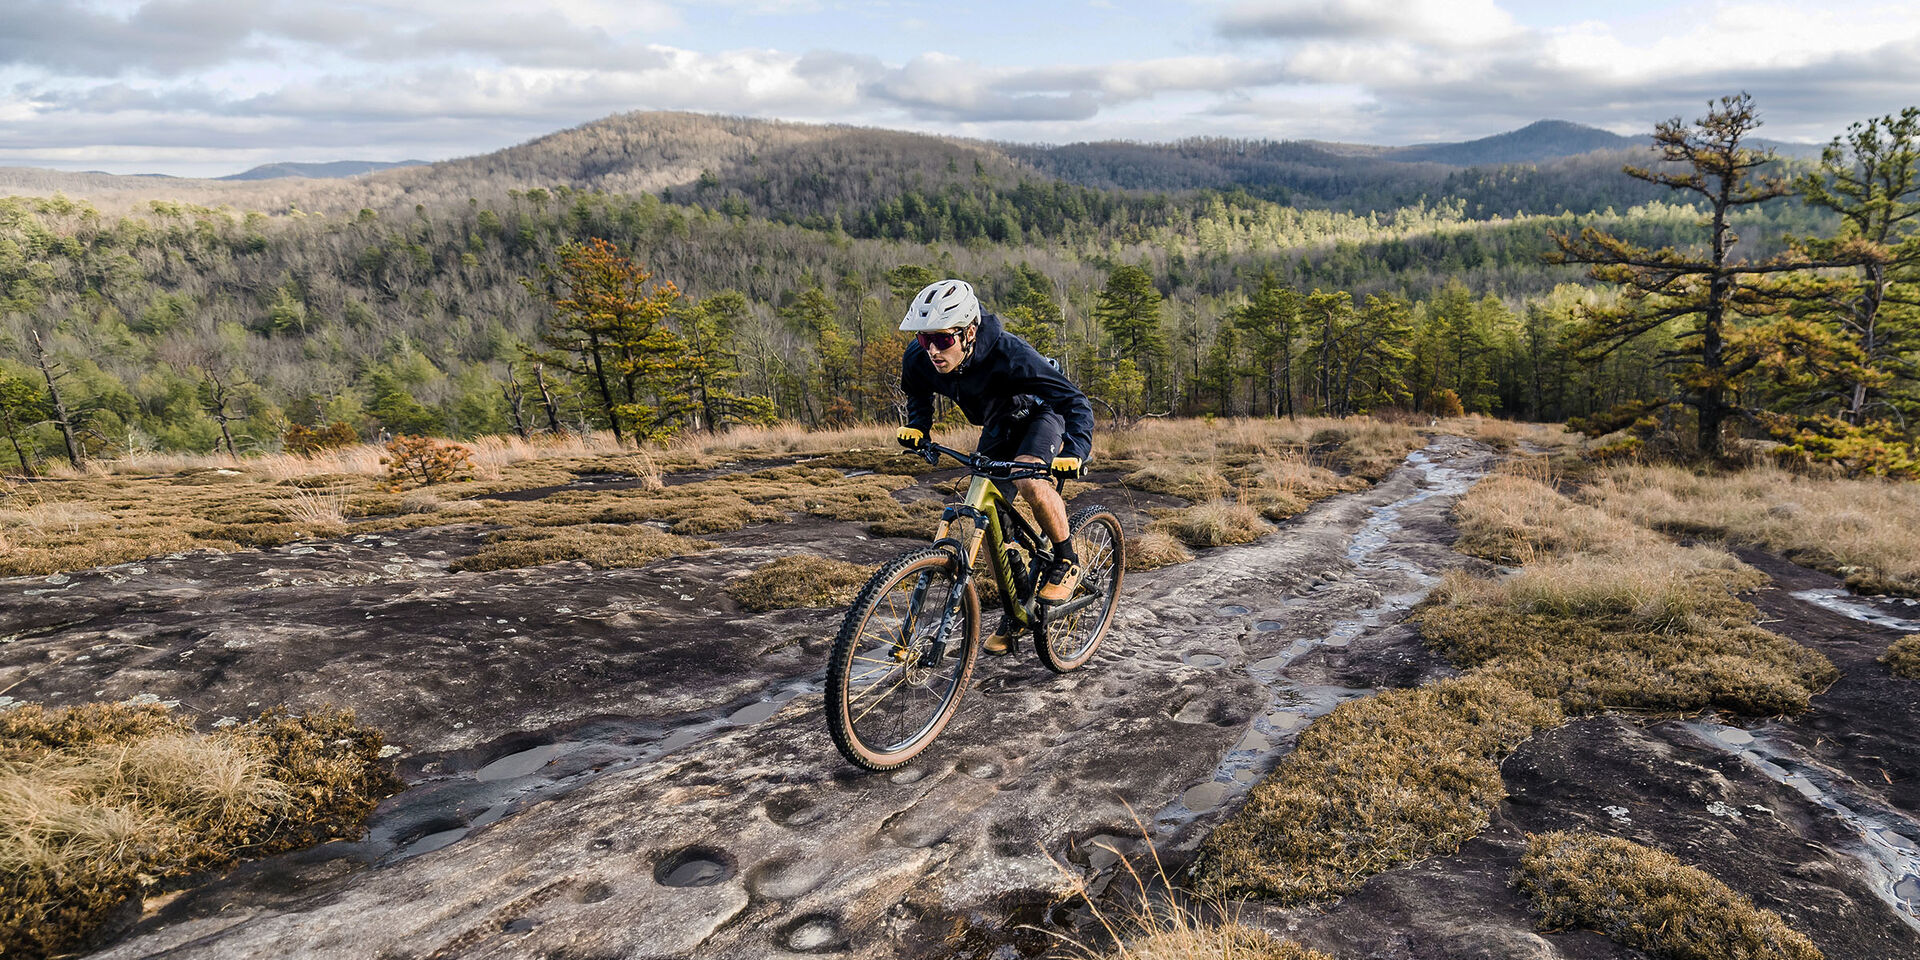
[{"x1": 901, "y1": 313, "x2": 1095, "y2": 462}]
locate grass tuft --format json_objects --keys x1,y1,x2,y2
[
  {"x1": 1585, "y1": 463, "x2": 1920, "y2": 597},
  {"x1": 1127, "y1": 530, "x2": 1195, "y2": 571},
  {"x1": 1191, "y1": 675, "x2": 1563, "y2": 903},
  {"x1": 0, "y1": 702, "x2": 400, "y2": 960},
  {"x1": 725, "y1": 555, "x2": 875, "y2": 612},
  {"x1": 1884, "y1": 636, "x2": 1920, "y2": 679},
  {"x1": 450, "y1": 524, "x2": 713, "y2": 573},
  {"x1": 1515, "y1": 831, "x2": 1823, "y2": 960},
  {"x1": 1152, "y1": 500, "x2": 1271, "y2": 548}
]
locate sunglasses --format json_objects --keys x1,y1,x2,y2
[{"x1": 917, "y1": 330, "x2": 964, "y2": 351}]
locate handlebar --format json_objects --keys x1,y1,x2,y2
[{"x1": 917, "y1": 440, "x2": 1060, "y2": 482}]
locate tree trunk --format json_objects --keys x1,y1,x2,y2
[
  {"x1": 534, "y1": 364, "x2": 564, "y2": 434},
  {"x1": 2, "y1": 420, "x2": 33, "y2": 477},
  {"x1": 31, "y1": 331, "x2": 82, "y2": 469}
]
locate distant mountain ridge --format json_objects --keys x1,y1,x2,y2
[
  {"x1": 1382, "y1": 119, "x2": 1644, "y2": 165},
  {"x1": 218, "y1": 159, "x2": 428, "y2": 181}
]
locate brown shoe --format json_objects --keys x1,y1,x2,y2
[
  {"x1": 982, "y1": 624, "x2": 1015, "y2": 656},
  {"x1": 1037, "y1": 558, "x2": 1083, "y2": 604}
]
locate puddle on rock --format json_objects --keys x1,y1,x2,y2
[
  {"x1": 1156, "y1": 442, "x2": 1490, "y2": 833},
  {"x1": 1790, "y1": 588, "x2": 1920, "y2": 632},
  {"x1": 1685, "y1": 720, "x2": 1920, "y2": 931},
  {"x1": 654, "y1": 846, "x2": 736, "y2": 888},
  {"x1": 475, "y1": 742, "x2": 577, "y2": 782}
]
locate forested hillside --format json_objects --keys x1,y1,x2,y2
[{"x1": 0, "y1": 102, "x2": 1910, "y2": 475}]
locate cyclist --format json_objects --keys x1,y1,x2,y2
[{"x1": 895, "y1": 279, "x2": 1096, "y2": 654}]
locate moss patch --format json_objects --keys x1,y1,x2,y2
[
  {"x1": 725, "y1": 555, "x2": 875, "y2": 612},
  {"x1": 1191, "y1": 675, "x2": 1563, "y2": 903},
  {"x1": 450, "y1": 524, "x2": 715, "y2": 573},
  {"x1": 0, "y1": 702, "x2": 401, "y2": 960},
  {"x1": 1516, "y1": 831, "x2": 1823, "y2": 960},
  {"x1": 1884, "y1": 636, "x2": 1920, "y2": 679}
]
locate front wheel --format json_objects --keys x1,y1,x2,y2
[
  {"x1": 1035, "y1": 507, "x2": 1125, "y2": 672},
  {"x1": 825, "y1": 548, "x2": 980, "y2": 770}
]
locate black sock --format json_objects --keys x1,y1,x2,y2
[{"x1": 1052, "y1": 538, "x2": 1078, "y2": 565}]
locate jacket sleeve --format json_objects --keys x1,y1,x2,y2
[
  {"x1": 1008, "y1": 344, "x2": 1095, "y2": 462},
  {"x1": 901, "y1": 347, "x2": 934, "y2": 433}
]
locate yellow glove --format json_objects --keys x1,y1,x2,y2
[
  {"x1": 1050, "y1": 456, "x2": 1083, "y2": 478},
  {"x1": 897, "y1": 427, "x2": 926, "y2": 450}
]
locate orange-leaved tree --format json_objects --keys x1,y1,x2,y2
[{"x1": 527, "y1": 238, "x2": 688, "y2": 444}]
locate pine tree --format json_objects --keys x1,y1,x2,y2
[
  {"x1": 528, "y1": 238, "x2": 686, "y2": 443},
  {"x1": 1233, "y1": 272, "x2": 1300, "y2": 417},
  {"x1": 677, "y1": 292, "x2": 776, "y2": 432},
  {"x1": 1094, "y1": 264, "x2": 1166, "y2": 407},
  {"x1": 1549, "y1": 93, "x2": 1829, "y2": 458},
  {"x1": 1794, "y1": 106, "x2": 1920, "y2": 425}
]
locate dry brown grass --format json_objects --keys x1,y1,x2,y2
[
  {"x1": 725, "y1": 555, "x2": 875, "y2": 612},
  {"x1": 1192, "y1": 674, "x2": 1563, "y2": 903},
  {"x1": 1198, "y1": 465, "x2": 1838, "y2": 910},
  {"x1": 1516, "y1": 831, "x2": 1823, "y2": 960},
  {"x1": 1585, "y1": 463, "x2": 1920, "y2": 597},
  {"x1": 1127, "y1": 530, "x2": 1195, "y2": 571},
  {"x1": 0, "y1": 702, "x2": 400, "y2": 959},
  {"x1": 450, "y1": 525, "x2": 715, "y2": 573},
  {"x1": 1427, "y1": 474, "x2": 1835, "y2": 716},
  {"x1": 1151, "y1": 500, "x2": 1271, "y2": 548},
  {"x1": 1884, "y1": 636, "x2": 1920, "y2": 679},
  {"x1": 1095, "y1": 417, "x2": 1424, "y2": 484},
  {"x1": 1104, "y1": 928, "x2": 1331, "y2": 960}
]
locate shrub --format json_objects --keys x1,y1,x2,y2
[
  {"x1": 1516, "y1": 831, "x2": 1823, "y2": 960},
  {"x1": 282, "y1": 421, "x2": 360, "y2": 455},
  {"x1": 380, "y1": 435, "x2": 476, "y2": 490}
]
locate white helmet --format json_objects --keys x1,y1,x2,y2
[{"x1": 899, "y1": 279, "x2": 981, "y2": 332}]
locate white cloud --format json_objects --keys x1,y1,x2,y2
[{"x1": 1220, "y1": 0, "x2": 1521, "y2": 48}]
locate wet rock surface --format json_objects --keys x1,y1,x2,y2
[{"x1": 9, "y1": 435, "x2": 1911, "y2": 959}]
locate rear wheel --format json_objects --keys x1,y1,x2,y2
[
  {"x1": 825, "y1": 548, "x2": 980, "y2": 770},
  {"x1": 1035, "y1": 507, "x2": 1124, "y2": 672}
]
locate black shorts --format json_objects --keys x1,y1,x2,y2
[{"x1": 978, "y1": 410, "x2": 1065, "y2": 463}]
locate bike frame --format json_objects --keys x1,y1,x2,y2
[{"x1": 914, "y1": 441, "x2": 1062, "y2": 661}]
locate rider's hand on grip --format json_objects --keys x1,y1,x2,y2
[
  {"x1": 897, "y1": 427, "x2": 926, "y2": 450},
  {"x1": 1050, "y1": 456, "x2": 1083, "y2": 479}
]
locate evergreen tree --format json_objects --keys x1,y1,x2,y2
[
  {"x1": 1094, "y1": 264, "x2": 1166, "y2": 406},
  {"x1": 1550, "y1": 94, "x2": 1828, "y2": 458},
  {"x1": 677, "y1": 292, "x2": 776, "y2": 432},
  {"x1": 528, "y1": 237, "x2": 686, "y2": 442},
  {"x1": 1233, "y1": 272, "x2": 1300, "y2": 417},
  {"x1": 1794, "y1": 106, "x2": 1920, "y2": 425},
  {"x1": 0, "y1": 371, "x2": 46, "y2": 475}
]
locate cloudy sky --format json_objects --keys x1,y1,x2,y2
[{"x1": 4, "y1": 0, "x2": 1917, "y2": 177}]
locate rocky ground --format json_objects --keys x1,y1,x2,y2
[{"x1": 3, "y1": 436, "x2": 1916, "y2": 959}]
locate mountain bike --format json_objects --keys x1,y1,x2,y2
[{"x1": 825, "y1": 439, "x2": 1125, "y2": 770}]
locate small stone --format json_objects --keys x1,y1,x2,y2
[
  {"x1": 1707, "y1": 801, "x2": 1742, "y2": 819},
  {"x1": 212, "y1": 716, "x2": 240, "y2": 728},
  {"x1": 555, "y1": 607, "x2": 573, "y2": 614},
  {"x1": 1602, "y1": 805, "x2": 1632, "y2": 823}
]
